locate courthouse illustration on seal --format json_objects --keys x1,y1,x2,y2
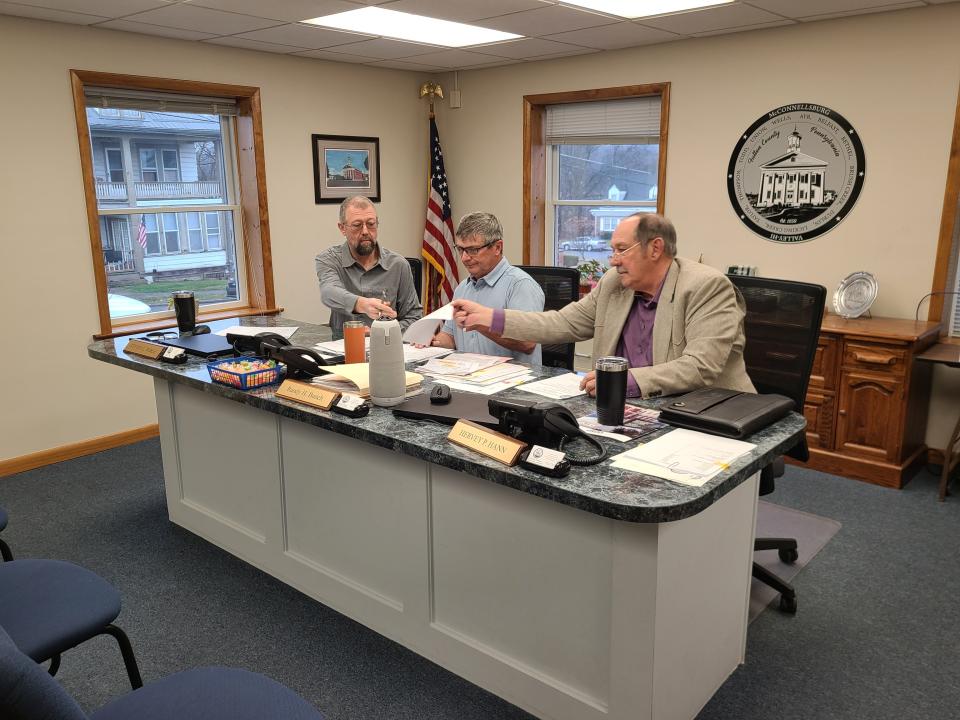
[{"x1": 727, "y1": 104, "x2": 866, "y2": 243}]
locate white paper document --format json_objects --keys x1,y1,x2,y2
[
  {"x1": 515, "y1": 373, "x2": 586, "y2": 400},
  {"x1": 402, "y1": 303, "x2": 454, "y2": 346},
  {"x1": 420, "y1": 352, "x2": 509, "y2": 377},
  {"x1": 313, "y1": 338, "x2": 369, "y2": 359},
  {"x1": 438, "y1": 374, "x2": 535, "y2": 395},
  {"x1": 217, "y1": 325, "x2": 299, "y2": 339},
  {"x1": 610, "y1": 428, "x2": 755, "y2": 487}
]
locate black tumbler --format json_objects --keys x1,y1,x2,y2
[
  {"x1": 172, "y1": 291, "x2": 197, "y2": 334},
  {"x1": 595, "y1": 356, "x2": 629, "y2": 426}
]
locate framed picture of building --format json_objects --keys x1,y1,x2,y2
[{"x1": 312, "y1": 134, "x2": 381, "y2": 204}]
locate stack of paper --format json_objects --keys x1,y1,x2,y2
[
  {"x1": 418, "y1": 352, "x2": 535, "y2": 395},
  {"x1": 516, "y1": 373, "x2": 586, "y2": 400},
  {"x1": 308, "y1": 363, "x2": 423, "y2": 398},
  {"x1": 577, "y1": 405, "x2": 665, "y2": 442},
  {"x1": 610, "y1": 428, "x2": 755, "y2": 487}
]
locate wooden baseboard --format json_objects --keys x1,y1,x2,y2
[{"x1": 0, "y1": 424, "x2": 159, "y2": 478}]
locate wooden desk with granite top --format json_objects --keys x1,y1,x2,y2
[{"x1": 89, "y1": 315, "x2": 806, "y2": 720}]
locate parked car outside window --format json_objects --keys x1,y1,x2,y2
[{"x1": 560, "y1": 236, "x2": 607, "y2": 252}]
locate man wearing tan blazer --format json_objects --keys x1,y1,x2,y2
[{"x1": 453, "y1": 213, "x2": 754, "y2": 399}]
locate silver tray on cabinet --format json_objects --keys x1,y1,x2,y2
[{"x1": 833, "y1": 271, "x2": 878, "y2": 319}]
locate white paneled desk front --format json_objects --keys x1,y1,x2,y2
[{"x1": 89, "y1": 317, "x2": 806, "y2": 720}]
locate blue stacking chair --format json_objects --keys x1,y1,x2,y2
[
  {"x1": 0, "y1": 624, "x2": 326, "y2": 720},
  {"x1": 0, "y1": 559, "x2": 143, "y2": 689},
  {"x1": 0, "y1": 506, "x2": 12, "y2": 561}
]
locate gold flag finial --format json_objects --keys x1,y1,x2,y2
[{"x1": 419, "y1": 82, "x2": 443, "y2": 117}]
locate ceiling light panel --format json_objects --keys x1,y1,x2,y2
[
  {"x1": 302, "y1": 7, "x2": 522, "y2": 47},
  {"x1": 557, "y1": 0, "x2": 735, "y2": 19}
]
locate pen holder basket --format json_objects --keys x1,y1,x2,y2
[{"x1": 206, "y1": 356, "x2": 283, "y2": 390}]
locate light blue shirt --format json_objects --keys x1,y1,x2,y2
[{"x1": 443, "y1": 258, "x2": 545, "y2": 364}]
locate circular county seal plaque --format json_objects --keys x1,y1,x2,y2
[{"x1": 727, "y1": 103, "x2": 865, "y2": 243}]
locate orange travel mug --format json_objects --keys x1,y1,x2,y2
[{"x1": 343, "y1": 320, "x2": 366, "y2": 364}]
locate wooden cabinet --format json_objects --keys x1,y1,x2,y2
[{"x1": 794, "y1": 315, "x2": 940, "y2": 488}]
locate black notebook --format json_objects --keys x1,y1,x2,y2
[{"x1": 158, "y1": 333, "x2": 234, "y2": 358}]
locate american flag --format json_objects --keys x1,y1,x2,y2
[
  {"x1": 422, "y1": 118, "x2": 459, "y2": 309},
  {"x1": 137, "y1": 217, "x2": 148, "y2": 250}
]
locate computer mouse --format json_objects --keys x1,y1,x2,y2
[{"x1": 430, "y1": 384, "x2": 452, "y2": 404}]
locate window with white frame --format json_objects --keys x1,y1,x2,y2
[{"x1": 546, "y1": 96, "x2": 662, "y2": 272}]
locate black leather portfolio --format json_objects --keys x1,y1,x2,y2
[{"x1": 659, "y1": 387, "x2": 794, "y2": 439}]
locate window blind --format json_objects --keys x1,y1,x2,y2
[
  {"x1": 545, "y1": 96, "x2": 661, "y2": 144},
  {"x1": 84, "y1": 87, "x2": 239, "y2": 116}
]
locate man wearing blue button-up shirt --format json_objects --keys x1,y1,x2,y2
[{"x1": 430, "y1": 212, "x2": 544, "y2": 364}]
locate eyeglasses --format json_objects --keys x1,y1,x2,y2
[
  {"x1": 454, "y1": 239, "x2": 497, "y2": 256},
  {"x1": 345, "y1": 220, "x2": 379, "y2": 232},
  {"x1": 609, "y1": 241, "x2": 643, "y2": 260}
]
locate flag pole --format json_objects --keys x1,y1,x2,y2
[{"x1": 420, "y1": 82, "x2": 445, "y2": 314}]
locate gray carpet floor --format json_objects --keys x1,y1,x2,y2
[{"x1": 1, "y1": 439, "x2": 958, "y2": 719}]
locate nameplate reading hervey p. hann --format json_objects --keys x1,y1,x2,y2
[{"x1": 447, "y1": 419, "x2": 527, "y2": 466}]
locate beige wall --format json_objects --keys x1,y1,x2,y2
[
  {"x1": 2, "y1": 5, "x2": 959, "y2": 462},
  {"x1": 0, "y1": 16, "x2": 430, "y2": 460},
  {"x1": 437, "y1": 4, "x2": 960, "y2": 449}
]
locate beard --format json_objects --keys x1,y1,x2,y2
[{"x1": 354, "y1": 238, "x2": 377, "y2": 256}]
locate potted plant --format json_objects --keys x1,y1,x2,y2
[{"x1": 576, "y1": 259, "x2": 604, "y2": 297}]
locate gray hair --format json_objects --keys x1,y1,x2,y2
[
  {"x1": 629, "y1": 213, "x2": 677, "y2": 257},
  {"x1": 339, "y1": 195, "x2": 376, "y2": 223},
  {"x1": 455, "y1": 212, "x2": 503, "y2": 244}
]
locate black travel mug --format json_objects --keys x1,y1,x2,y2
[
  {"x1": 172, "y1": 291, "x2": 197, "y2": 334},
  {"x1": 595, "y1": 356, "x2": 629, "y2": 425}
]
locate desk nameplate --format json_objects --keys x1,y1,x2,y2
[
  {"x1": 124, "y1": 339, "x2": 165, "y2": 360},
  {"x1": 448, "y1": 419, "x2": 527, "y2": 466},
  {"x1": 275, "y1": 380, "x2": 339, "y2": 410}
]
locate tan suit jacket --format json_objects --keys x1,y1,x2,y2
[{"x1": 502, "y1": 257, "x2": 754, "y2": 398}]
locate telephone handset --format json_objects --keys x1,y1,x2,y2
[
  {"x1": 226, "y1": 331, "x2": 291, "y2": 356},
  {"x1": 226, "y1": 331, "x2": 330, "y2": 378},
  {"x1": 487, "y1": 397, "x2": 606, "y2": 466}
]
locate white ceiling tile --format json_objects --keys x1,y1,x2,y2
[
  {"x1": 365, "y1": 57, "x2": 449, "y2": 71},
  {"x1": 97, "y1": 18, "x2": 218, "y2": 39},
  {"x1": 692, "y1": 17, "x2": 795, "y2": 35},
  {"x1": 520, "y1": 46, "x2": 600, "y2": 61},
  {"x1": 123, "y1": 3, "x2": 283, "y2": 34},
  {"x1": 545, "y1": 20, "x2": 680, "y2": 48},
  {"x1": 6, "y1": 0, "x2": 170, "y2": 17},
  {"x1": 382, "y1": 0, "x2": 547, "y2": 22},
  {"x1": 471, "y1": 36, "x2": 588, "y2": 58},
  {"x1": 390, "y1": 47, "x2": 513, "y2": 68},
  {"x1": 479, "y1": 4, "x2": 618, "y2": 35},
  {"x1": 637, "y1": 3, "x2": 785, "y2": 34},
  {"x1": 0, "y1": 1, "x2": 108, "y2": 24},
  {"x1": 191, "y1": 0, "x2": 356, "y2": 23},
  {"x1": 233, "y1": 22, "x2": 372, "y2": 48},
  {"x1": 204, "y1": 35, "x2": 307, "y2": 52},
  {"x1": 741, "y1": 0, "x2": 917, "y2": 18},
  {"x1": 291, "y1": 47, "x2": 372, "y2": 61},
  {"x1": 321, "y1": 36, "x2": 442, "y2": 58},
  {"x1": 796, "y1": 2, "x2": 925, "y2": 22}
]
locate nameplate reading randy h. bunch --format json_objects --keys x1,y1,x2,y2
[{"x1": 448, "y1": 420, "x2": 527, "y2": 466}]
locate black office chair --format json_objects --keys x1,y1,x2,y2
[
  {"x1": 728, "y1": 275, "x2": 826, "y2": 614},
  {"x1": 0, "y1": 559, "x2": 143, "y2": 689},
  {"x1": 0, "y1": 506, "x2": 12, "y2": 562},
  {"x1": 406, "y1": 256, "x2": 423, "y2": 302},
  {"x1": 0, "y1": 623, "x2": 326, "y2": 720},
  {"x1": 517, "y1": 265, "x2": 580, "y2": 370}
]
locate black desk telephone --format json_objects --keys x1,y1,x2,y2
[
  {"x1": 226, "y1": 332, "x2": 331, "y2": 379},
  {"x1": 487, "y1": 397, "x2": 605, "y2": 466}
]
